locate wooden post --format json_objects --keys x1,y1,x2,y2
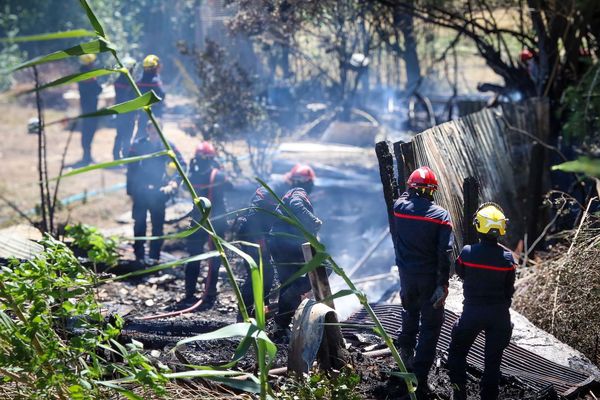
[
  {"x1": 463, "y1": 177, "x2": 479, "y2": 246},
  {"x1": 400, "y1": 141, "x2": 416, "y2": 176},
  {"x1": 302, "y1": 243, "x2": 349, "y2": 371},
  {"x1": 375, "y1": 141, "x2": 398, "y2": 228},
  {"x1": 393, "y1": 141, "x2": 405, "y2": 194},
  {"x1": 302, "y1": 243, "x2": 335, "y2": 309}
]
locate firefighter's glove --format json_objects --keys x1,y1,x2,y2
[
  {"x1": 430, "y1": 285, "x2": 448, "y2": 309},
  {"x1": 160, "y1": 181, "x2": 178, "y2": 195}
]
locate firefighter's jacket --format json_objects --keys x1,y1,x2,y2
[
  {"x1": 392, "y1": 192, "x2": 453, "y2": 286},
  {"x1": 137, "y1": 71, "x2": 166, "y2": 117},
  {"x1": 270, "y1": 187, "x2": 321, "y2": 247},
  {"x1": 188, "y1": 158, "x2": 231, "y2": 219},
  {"x1": 240, "y1": 179, "x2": 291, "y2": 239},
  {"x1": 114, "y1": 73, "x2": 135, "y2": 104},
  {"x1": 77, "y1": 64, "x2": 102, "y2": 112},
  {"x1": 455, "y1": 240, "x2": 516, "y2": 306},
  {"x1": 126, "y1": 137, "x2": 185, "y2": 199}
]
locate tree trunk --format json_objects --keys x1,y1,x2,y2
[{"x1": 395, "y1": 1, "x2": 421, "y2": 92}]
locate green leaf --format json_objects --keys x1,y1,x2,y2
[
  {"x1": 127, "y1": 222, "x2": 201, "y2": 241},
  {"x1": 9, "y1": 39, "x2": 115, "y2": 72},
  {"x1": 163, "y1": 370, "x2": 248, "y2": 379},
  {"x1": 0, "y1": 29, "x2": 96, "y2": 43},
  {"x1": 77, "y1": 90, "x2": 161, "y2": 119},
  {"x1": 21, "y1": 68, "x2": 120, "y2": 94},
  {"x1": 54, "y1": 150, "x2": 169, "y2": 180},
  {"x1": 279, "y1": 251, "x2": 328, "y2": 289},
  {"x1": 108, "y1": 250, "x2": 220, "y2": 281},
  {"x1": 387, "y1": 370, "x2": 418, "y2": 388},
  {"x1": 551, "y1": 157, "x2": 600, "y2": 177},
  {"x1": 95, "y1": 381, "x2": 144, "y2": 399},
  {"x1": 175, "y1": 323, "x2": 255, "y2": 347},
  {"x1": 319, "y1": 289, "x2": 358, "y2": 304},
  {"x1": 209, "y1": 375, "x2": 261, "y2": 393},
  {"x1": 78, "y1": 0, "x2": 106, "y2": 38}
]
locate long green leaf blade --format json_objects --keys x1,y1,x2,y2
[
  {"x1": 78, "y1": 0, "x2": 107, "y2": 38},
  {"x1": 551, "y1": 157, "x2": 600, "y2": 177},
  {"x1": 175, "y1": 323, "x2": 255, "y2": 347},
  {"x1": 21, "y1": 68, "x2": 119, "y2": 94},
  {"x1": 0, "y1": 29, "x2": 96, "y2": 43},
  {"x1": 163, "y1": 370, "x2": 248, "y2": 379},
  {"x1": 208, "y1": 376, "x2": 261, "y2": 393},
  {"x1": 108, "y1": 250, "x2": 220, "y2": 281},
  {"x1": 9, "y1": 39, "x2": 115, "y2": 72},
  {"x1": 77, "y1": 90, "x2": 161, "y2": 118},
  {"x1": 279, "y1": 251, "x2": 328, "y2": 289},
  {"x1": 55, "y1": 150, "x2": 168, "y2": 180}
]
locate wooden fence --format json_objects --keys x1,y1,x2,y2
[{"x1": 378, "y1": 98, "x2": 550, "y2": 252}]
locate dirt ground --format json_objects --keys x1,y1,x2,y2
[{"x1": 0, "y1": 95, "x2": 209, "y2": 230}]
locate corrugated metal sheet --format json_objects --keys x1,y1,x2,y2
[
  {"x1": 408, "y1": 99, "x2": 549, "y2": 250},
  {"x1": 343, "y1": 304, "x2": 597, "y2": 397},
  {"x1": 0, "y1": 225, "x2": 43, "y2": 260}
]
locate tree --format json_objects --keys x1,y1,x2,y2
[{"x1": 181, "y1": 40, "x2": 280, "y2": 177}]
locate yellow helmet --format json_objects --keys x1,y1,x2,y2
[
  {"x1": 79, "y1": 53, "x2": 97, "y2": 65},
  {"x1": 143, "y1": 54, "x2": 160, "y2": 69},
  {"x1": 166, "y1": 161, "x2": 177, "y2": 177},
  {"x1": 473, "y1": 202, "x2": 507, "y2": 237}
]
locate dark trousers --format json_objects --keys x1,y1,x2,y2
[
  {"x1": 447, "y1": 304, "x2": 512, "y2": 400},
  {"x1": 113, "y1": 113, "x2": 135, "y2": 160},
  {"x1": 396, "y1": 273, "x2": 444, "y2": 381},
  {"x1": 184, "y1": 218, "x2": 226, "y2": 299},
  {"x1": 239, "y1": 238, "x2": 275, "y2": 317},
  {"x1": 81, "y1": 117, "x2": 99, "y2": 162},
  {"x1": 132, "y1": 194, "x2": 166, "y2": 260},
  {"x1": 269, "y1": 240, "x2": 312, "y2": 329}
]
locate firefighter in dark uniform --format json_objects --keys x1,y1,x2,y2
[
  {"x1": 136, "y1": 54, "x2": 165, "y2": 136},
  {"x1": 236, "y1": 166, "x2": 301, "y2": 319},
  {"x1": 178, "y1": 141, "x2": 232, "y2": 311},
  {"x1": 76, "y1": 54, "x2": 103, "y2": 166},
  {"x1": 269, "y1": 165, "x2": 320, "y2": 340},
  {"x1": 126, "y1": 120, "x2": 185, "y2": 264},
  {"x1": 392, "y1": 166, "x2": 453, "y2": 399},
  {"x1": 447, "y1": 203, "x2": 515, "y2": 400},
  {"x1": 112, "y1": 56, "x2": 136, "y2": 160}
]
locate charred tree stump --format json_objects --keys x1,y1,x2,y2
[
  {"x1": 463, "y1": 177, "x2": 479, "y2": 246},
  {"x1": 375, "y1": 141, "x2": 399, "y2": 228}
]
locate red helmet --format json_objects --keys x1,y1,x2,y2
[
  {"x1": 195, "y1": 141, "x2": 216, "y2": 158},
  {"x1": 520, "y1": 49, "x2": 534, "y2": 62},
  {"x1": 285, "y1": 164, "x2": 316, "y2": 184},
  {"x1": 407, "y1": 166, "x2": 438, "y2": 190}
]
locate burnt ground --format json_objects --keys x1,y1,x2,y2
[{"x1": 98, "y1": 252, "x2": 563, "y2": 400}]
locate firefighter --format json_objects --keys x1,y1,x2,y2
[
  {"x1": 269, "y1": 165, "x2": 321, "y2": 340},
  {"x1": 112, "y1": 56, "x2": 136, "y2": 160},
  {"x1": 177, "y1": 141, "x2": 232, "y2": 311},
  {"x1": 126, "y1": 120, "x2": 185, "y2": 264},
  {"x1": 75, "y1": 54, "x2": 103, "y2": 167},
  {"x1": 136, "y1": 54, "x2": 165, "y2": 135},
  {"x1": 392, "y1": 166, "x2": 453, "y2": 399},
  {"x1": 236, "y1": 165, "x2": 303, "y2": 320},
  {"x1": 447, "y1": 203, "x2": 515, "y2": 400}
]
